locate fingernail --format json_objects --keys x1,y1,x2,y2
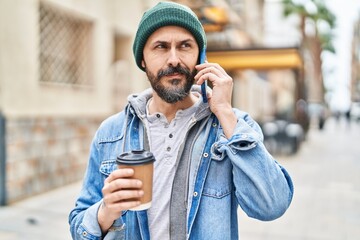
[{"x1": 137, "y1": 180, "x2": 143, "y2": 187}]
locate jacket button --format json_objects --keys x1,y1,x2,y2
[
  {"x1": 193, "y1": 192, "x2": 198, "y2": 197},
  {"x1": 203, "y1": 152, "x2": 208, "y2": 157},
  {"x1": 82, "y1": 231, "x2": 87, "y2": 236}
]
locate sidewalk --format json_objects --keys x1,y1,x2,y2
[
  {"x1": 0, "y1": 181, "x2": 82, "y2": 240},
  {"x1": 238, "y1": 117, "x2": 360, "y2": 240}
]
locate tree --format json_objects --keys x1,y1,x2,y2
[{"x1": 282, "y1": 0, "x2": 336, "y2": 103}]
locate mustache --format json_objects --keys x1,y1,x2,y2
[{"x1": 157, "y1": 65, "x2": 192, "y2": 79}]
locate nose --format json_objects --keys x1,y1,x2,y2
[{"x1": 166, "y1": 48, "x2": 181, "y2": 67}]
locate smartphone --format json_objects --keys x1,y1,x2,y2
[{"x1": 200, "y1": 49, "x2": 208, "y2": 103}]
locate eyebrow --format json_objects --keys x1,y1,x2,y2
[
  {"x1": 180, "y1": 39, "x2": 195, "y2": 44},
  {"x1": 151, "y1": 38, "x2": 195, "y2": 45}
]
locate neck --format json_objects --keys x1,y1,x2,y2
[{"x1": 148, "y1": 91, "x2": 198, "y2": 122}]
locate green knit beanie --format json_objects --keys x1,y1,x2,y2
[{"x1": 133, "y1": 1, "x2": 206, "y2": 71}]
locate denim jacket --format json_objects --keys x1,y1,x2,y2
[{"x1": 69, "y1": 87, "x2": 294, "y2": 240}]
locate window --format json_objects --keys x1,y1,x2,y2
[{"x1": 39, "y1": 2, "x2": 93, "y2": 85}]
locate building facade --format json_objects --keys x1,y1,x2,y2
[
  {"x1": 0, "y1": 0, "x2": 304, "y2": 204},
  {"x1": 0, "y1": 0, "x2": 148, "y2": 204},
  {"x1": 351, "y1": 12, "x2": 360, "y2": 102}
]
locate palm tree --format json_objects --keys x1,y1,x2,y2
[
  {"x1": 282, "y1": 0, "x2": 308, "y2": 44},
  {"x1": 282, "y1": 0, "x2": 336, "y2": 103}
]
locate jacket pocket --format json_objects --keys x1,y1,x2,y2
[
  {"x1": 202, "y1": 157, "x2": 232, "y2": 199},
  {"x1": 99, "y1": 159, "x2": 117, "y2": 176}
]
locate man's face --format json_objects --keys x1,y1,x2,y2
[{"x1": 142, "y1": 26, "x2": 199, "y2": 103}]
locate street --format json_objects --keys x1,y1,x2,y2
[{"x1": 0, "y1": 117, "x2": 359, "y2": 239}]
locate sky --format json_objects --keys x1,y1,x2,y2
[{"x1": 323, "y1": 0, "x2": 360, "y2": 111}]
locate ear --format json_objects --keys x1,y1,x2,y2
[{"x1": 141, "y1": 60, "x2": 146, "y2": 68}]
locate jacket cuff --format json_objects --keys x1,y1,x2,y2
[
  {"x1": 230, "y1": 118, "x2": 262, "y2": 142},
  {"x1": 213, "y1": 118, "x2": 262, "y2": 158},
  {"x1": 80, "y1": 201, "x2": 126, "y2": 240},
  {"x1": 78, "y1": 201, "x2": 103, "y2": 239}
]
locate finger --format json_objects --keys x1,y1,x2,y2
[
  {"x1": 195, "y1": 63, "x2": 212, "y2": 74},
  {"x1": 104, "y1": 189, "x2": 144, "y2": 204},
  {"x1": 102, "y1": 198, "x2": 141, "y2": 213},
  {"x1": 195, "y1": 62, "x2": 210, "y2": 70},
  {"x1": 212, "y1": 63, "x2": 227, "y2": 75},
  {"x1": 196, "y1": 72, "x2": 220, "y2": 85},
  {"x1": 104, "y1": 178, "x2": 143, "y2": 193},
  {"x1": 109, "y1": 200, "x2": 142, "y2": 212},
  {"x1": 105, "y1": 168, "x2": 134, "y2": 184},
  {"x1": 195, "y1": 66, "x2": 222, "y2": 81},
  {"x1": 197, "y1": 62, "x2": 228, "y2": 77},
  {"x1": 196, "y1": 73, "x2": 209, "y2": 85}
]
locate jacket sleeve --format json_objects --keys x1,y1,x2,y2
[
  {"x1": 213, "y1": 110, "x2": 294, "y2": 221},
  {"x1": 68, "y1": 132, "x2": 125, "y2": 240}
]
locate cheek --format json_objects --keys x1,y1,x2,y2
[
  {"x1": 185, "y1": 52, "x2": 199, "y2": 67},
  {"x1": 142, "y1": 60, "x2": 158, "y2": 80},
  {"x1": 143, "y1": 54, "x2": 163, "y2": 71}
]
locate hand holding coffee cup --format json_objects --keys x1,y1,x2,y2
[
  {"x1": 116, "y1": 150, "x2": 155, "y2": 211},
  {"x1": 98, "y1": 167, "x2": 144, "y2": 231}
]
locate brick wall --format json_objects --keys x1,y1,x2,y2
[{"x1": 5, "y1": 116, "x2": 104, "y2": 203}]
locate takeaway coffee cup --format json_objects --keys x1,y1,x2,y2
[{"x1": 116, "y1": 150, "x2": 155, "y2": 211}]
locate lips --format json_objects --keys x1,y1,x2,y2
[{"x1": 166, "y1": 73, "x2": 183, "y2": 78}]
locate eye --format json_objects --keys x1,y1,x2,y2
[
  {"x1": 181, "y1": 42, "x2": 191, "y2": 48},
  {"x1": 155, "y1": 43, "x2": 167, "y2": 49}
]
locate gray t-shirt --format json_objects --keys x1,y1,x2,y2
[{"x1": 145, "y1": 98, "x2": 200, "y2": 240}]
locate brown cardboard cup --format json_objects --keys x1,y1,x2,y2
[{"x1": 116, "y1": 150, "x2": 155, "y2": 211}]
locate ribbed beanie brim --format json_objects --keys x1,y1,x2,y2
[{"x1": 132, "y1": 1, "x2": 206, "y2": 71}]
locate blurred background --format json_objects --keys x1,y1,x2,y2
[{"x1": 0, "y1": 0, "x2": 359, "y2": 239}]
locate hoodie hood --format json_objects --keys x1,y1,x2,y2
[{"x1": 127, "y1": 85, "x2": 212, "y2": 121}]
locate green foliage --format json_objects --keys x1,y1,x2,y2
[
  {"x1": 281, "y1": 0, "x2": 336, "y2": 54},
  {"x1": 319, "y1": 32, "x2": 336, "y2": 53},
  {"x1": 282, "y1": 0, "x2": 308, "y2": 17}
]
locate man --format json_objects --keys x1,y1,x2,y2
[{"x1": 69, "y1": 2, "x2": 294, "y2": 239}]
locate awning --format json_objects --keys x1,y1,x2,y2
[
  {"x1": 195, "y1": 6, "x2": 229, "y2": 32},
  {"x1": 206, "y1": 47, "x2": 303, "y2": 71}
]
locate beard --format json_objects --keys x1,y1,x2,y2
[{"x1": 145, "y1": 64, "x2": 197, "y2": 104}]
